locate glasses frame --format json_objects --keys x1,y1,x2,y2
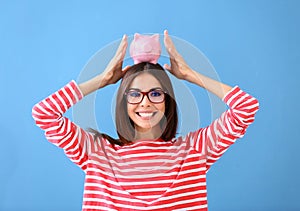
[{"x1": 124, "y1": 88, "x2": 167, "y2": 105}]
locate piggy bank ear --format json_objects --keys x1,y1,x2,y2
[
  {"x1": 134, "y1": 33, "x2": 141, "y2": 40},
  {"x1": 151, "y1": 34, "x2": 159, "y2": 41}
]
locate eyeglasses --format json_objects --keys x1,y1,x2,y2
[{"x1": 125, "y1": 89, "x2": 166, "y2": 104}]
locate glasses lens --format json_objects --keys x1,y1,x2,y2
[
  {"x1": 149, "y1": 90, "x2": 165, "y2": 103},
  {"x1": 127, "y1": 91, "x2": 142, "y2": 104}
]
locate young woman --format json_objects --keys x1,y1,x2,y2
[{"x1": 32, "y1": 30, "x2": 259, "y2": 210}]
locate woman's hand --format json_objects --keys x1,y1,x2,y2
[
  {"x1": 100, "y1": 34, "x2": 130, "y2": 87},
  {"x1": 164, "y1": 30, "x2": 233, "y2": 98},
  {"x1": 79, "y1": 35, "x2": 130, "y2": 96},
  {"x1": 163, "y1": 30, "x2": 193, "y2": 81}
]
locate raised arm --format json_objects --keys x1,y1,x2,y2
[
  {"x1": 32, "y1": 81, "x2": 94, "y2": 170},
  {"x1": 187, "y1": 86, "x2": 259, "y2": 171},
  {"x1": 163, "y1": 30, "x2": 232, "y2": 99},
  {"x1": 79, "y1": 34, "x2": 130, "y2": 96},
  {"x1": 32, "y1": 35, "x2": 130, "y2": 170},
  {"x1": 164, "y1": 30, "x2": 259, "y2": 171}
]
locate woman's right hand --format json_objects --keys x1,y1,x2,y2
[
  {"x1": 100, "y1": 34, "x2": 130, "y2": 88},
  {"x1": 79, "y1": 35, "x2": 130, "y2": 96}
]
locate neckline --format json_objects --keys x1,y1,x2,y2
[{"x1": 116, "y1": 138, "x2": 167, "y2": 149}]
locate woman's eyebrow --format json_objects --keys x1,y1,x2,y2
[
  {"x1": 149, "y1": 87, "x2": 163, "y2": 91},
  {"x1": 128, "y1": 87, "x2": 163, "y2": 92},
  {"x1": 127, "y1": 88, "x2": 141, "y2": 91}
]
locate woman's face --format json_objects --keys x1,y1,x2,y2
[{"x1": 126, "y1": 72, "x2": 165, "y2": 133}]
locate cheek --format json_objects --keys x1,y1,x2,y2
[
  {"x1": 127, "y1": 104, "x2": 136, "y2": 118},
  {"x1": 156, "y1": 103, "x2": 165, "y2": 113},
  {"x1": 154, "y1": 103, "x2": 166, "y2": 120}
]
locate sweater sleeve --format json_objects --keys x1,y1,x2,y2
[
  {"x1": 32, "y1": 80, "x2": 100, "y2": 171},
  {"x1": 187, "y1": 86, "x2": 259, "y2": 172}
]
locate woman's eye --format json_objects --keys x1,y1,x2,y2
[
  {"x1": 150, "y1": 91, "x2": 162, "y2": 97},
  {"x1": 129, "y1": 91, "x2": 141, "y2": 97}
]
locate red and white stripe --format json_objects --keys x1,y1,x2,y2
[{"x1": 32, "y1": 80, "x2": 259, "y2": 210}]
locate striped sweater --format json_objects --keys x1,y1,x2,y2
[{"x1": 32, "y1": 80, "x2": 259, "y2": 211}]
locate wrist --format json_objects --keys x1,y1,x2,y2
[
  {"x1": 78, "y1": 74, "x2": 106, "y2": 96},
  {"x1": 185, "y1": 69, "x2": 200, "y2": 84},
  {"x1": 97, "y1": 73, "x2": 108, "y2": 89}
]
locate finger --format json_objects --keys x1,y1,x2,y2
[
  {"x1": 116, "y1": 34, "x2": 128, "y2": 55},
  {"x1": 164, "y1": 31, "x2": 178, "y2": 59},
  {"x1": 121, "y1": 34, "x2": 128, "y2": 49},
  {"x1": 120, "y1": 35, "x2": 128, "y2": 59},
  {"x1": 114, "y1": 35, "x2": 128, "y2": 61},
  {"x1": 164, "y1": 30, "x2": 175, "y2": 49},
  {"x1": 163, "y1": 30, "x2": 170, "y2": 48},
  {"x1": 164, "y1": 29, "x2": 168, "y2": 39},
  {"x1": 122, "y1": 65, "x2": 131, "y2": 72},
  {"x1": 163, "y1": 64, "x2": 171, "y2": 71}
]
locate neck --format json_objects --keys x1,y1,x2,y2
[{"x1": 134, "y1": 125, "x2": 162, "y2": 142}]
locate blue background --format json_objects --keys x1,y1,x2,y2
[{"x1": 1, "y1": 0, "x2": 299, "y2": 210}]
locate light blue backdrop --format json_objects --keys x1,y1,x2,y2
[{"x1": 1, "y1": 0, "x2": 299, "y2": 210}]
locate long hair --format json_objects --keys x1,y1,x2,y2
[{"x1": 90, "y1": 62, "x2": 178, "y2": 146}]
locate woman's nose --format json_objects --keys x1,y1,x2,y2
[{"x1": 139, "y1": 94, "x2": 151, "y2": 107}]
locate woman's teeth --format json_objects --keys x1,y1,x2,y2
[{"x1": 138, "y1": 112, "x2": 154, "y2": 117}]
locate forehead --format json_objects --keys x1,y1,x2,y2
[{"x1": 129, "y1": 72, "x2": 162, "y2": 90}]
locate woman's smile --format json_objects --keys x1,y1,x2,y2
[{"x1": 136, "y1": 111, "x2": 158, "y2": 119}]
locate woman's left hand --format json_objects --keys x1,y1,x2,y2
[
  {"x1": 163, "y1": 30, "x2": 193, "y2": 80},
  {"x1": 164, "y1": 30, "x2": 233, "y2": 99}
]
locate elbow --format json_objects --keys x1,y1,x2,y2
[
  {"x1": 253, "y1": 97, "x2": 260, "y2": 113},
  {"x1": 31, "y1": 104, "x2": 39, "y2": 121}
]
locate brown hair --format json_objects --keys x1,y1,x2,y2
[{"x1": 90, "y1": 62, "x2": 178, "y2": 146}]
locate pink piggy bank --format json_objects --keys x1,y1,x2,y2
[{"x1": 129, "y1": 33, "x2": 161, "y2": 64}]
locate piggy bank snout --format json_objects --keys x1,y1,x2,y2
[{"x1": 142, "y1": 43, "x2": 153, "y2": 53}]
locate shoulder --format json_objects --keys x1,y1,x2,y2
[{"x1": 172, "y1": 128, "x2": 205, "y2": 149}]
